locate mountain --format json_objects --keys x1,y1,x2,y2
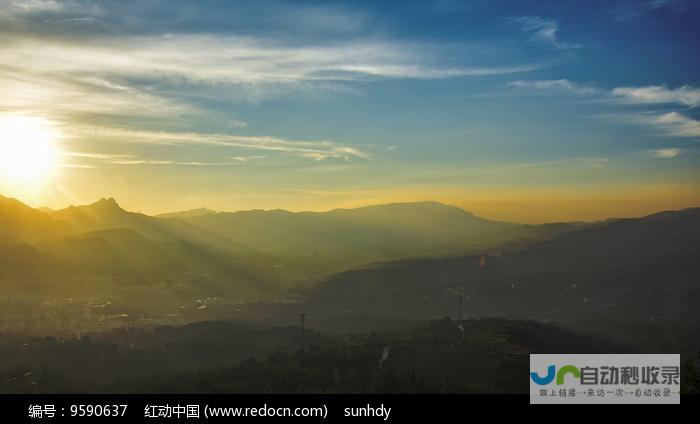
[
  {"x1": 157, "y1": 208, "x2": 216, "y2": 219},
  {"x1": 50, "y1": 198, "x2": 195, "y2": 242},
  {"x1": 0, "y1": 196, "x2": 589, "y2": 296},
  {"x1": 0, "y1": 195, "x2": 69, "y2": 244},
  {"x1": 0, "y1": 195, "x2": 69, "y2": 280},
  {"x1": 47, "y1": 198, "x2": 581, "y2": 263},
  {"x1": 300, "y1": 207, "x2": 700, "y2": 344},
  {"x1": 185, "y1": 201, "x2": 517, "y2": 259},
  {"x1": 3, "y1": 193, "x2": 698, "y2": 348},
  {"x1": 0, "y1": 242, "x2": 58, "y2": 280},
  {"x1": 513, "y1": 207, "x2": 700, "y2": 270},
  {"x1": 48, "y1": 198, "x2": 255, "y2": 256},
  {"x1": 0, "y1": 197, "x2": 269, "y2": 299}
]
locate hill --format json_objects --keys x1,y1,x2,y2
[
  {"x1": 183, "y1": 201, "x2": 576, "y2": 259},
  {"x1": 11, "y1": 194, "x2": 694, "y2": 337},
  {"x1": 40, "y1": 228, "x2": 186, "y2": 276},
  {"x1": 48, "y1": 198, "x2": 258, "y2": 256},
  {"x1": 299, "y1": 207, "x2": 700, "y2": 349},
  {"x1": 0, "y1": 195, "x2": 69, "y2": 244}
]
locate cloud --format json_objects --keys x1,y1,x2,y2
[
  {"x1": 511, "y1": 80, "x2": 700, "y2": 108},
  {"x1": 230, "y1": 155, "x2": 266, "y2": 162},
  {"x1": 107, "y1": 159, "x2": 234, "y2": 167},
  {"x1": 0, "y1": 71, "x2": 190, "y2": 119},
  {"x1": 68, "y1": 126, "x2": 373, "y2": 162},
  {"x1": 0, "y1": 35, "x2": 535, "y2": 84},
  {"x1": 507, "y1": 79, "x2": 599, "y2": 95},
  {"x1": 615, "y1": 111, "x2": 700, "y2": 138},
  {"x1": 649, "y1": 148, "x2": 681, "y2": 158},
  {"x1": 509, "y1": 156, "x2": 610, "y2": 169},
  {"x1": 651, "y1": 112, "x2": 700, "y2": 137},
  {"x1": 229, "y1": 120, "x2": 249, "y2": 129},
  {"x1": 62, "y1": 150, "x2": 249, "y2": 167},
  {"x1": 507, "y1": 80, "x2": 700, "y2": 139},
  {"x1": 0, "y1": 33, "x2": 540, "y2": 120},
  {"x1": 612, "y1": 85, "x2": 700, "y2": 108},
  {"x1": 505, "y1": 16, "x2": 582, "y2": 50},
  {"x1": 0, "y1": 0, "x2": 63, "y2": 17},
  {"x1": 63, "y1": 151, "x2": 135, "y2": 160}
]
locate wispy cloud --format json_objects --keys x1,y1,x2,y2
[
  {"x1": 0, "y1": 70, "x2": 192, "y2": 119},
  {"x1": 611, "y1": 111, "x2": 700, "y2": 139},
  {"x1": 507, "y1": 79, "x2": 599, "y2": 95},
  {"x1": 649, "y1": 147, "x2": 681, "y2": 158},
  {"x1": 230, "y1": 155, "x2": 266, "y2": 162},
  {"x1": 0, "y1": 34, "x2": 538, "y2": 84},
  {"x1": 612, "y1": 85, "x2": 700, "y2": 108},
  {"x1": 68, "y1": 126, "x2": 373, "y2": 162},
  {"x1": 63, "y1": 151, "x2": 135, "y2": 161},
  {"x1": 509, "y1": 80, "x2": 700, "y2": 108},
  {"x1": 508, "y1": 156, "x2": 610, "y2": 169},
  {"x1": 0, "y1": 0, "x2": 63, "y2": 17},
  {"x1": 505, "y1": 16, "x2": 582, "y2": 50},
  {"x1": 108, "y1": 159, "x2": 236, "y2": 167},
  {"x1": 507, "y1": 79, "x2": 700, "y2": 139},
  {"x1": 64, "y1": 151, "x2": 256, "y2": 168},
  {"x1": 229, "y1": 120, "x2": 249, "y2": 129},
  {"x1": 651, "y1": 112, "x2": 700, "y2": 137},
  {"x1": 0, "y1": 32, "x2": 540, "y2": 121}
]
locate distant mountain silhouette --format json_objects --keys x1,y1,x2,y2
[
  {"x1": 2, "y1": 193, "x2": 699, "y2": 352},
  {"x1": 39, "y1": 199, "x2": 582, "y2": 261},
  {"x1": 6, "y1": 193, "x2": 694, "y2": 310},
  {"x1": 51, "y1": 197, "x2": 194, "y2": 241},
  {"x1": 182, "y1": 200, "x2": 571, "y2": 259},
  {"x1": 302, "y1": 207, "x2": 700, "y2": 347},
  {"x1": 157, "y1": 208, "x2": 217, "y2": 219},
  {"x1": 0, "y1": 195, "x2": 69, "y2": 244},
  {"x1": 48, "y1": 198, "x2": 255, "y2": 256},
  {"x1": 8, "y1": 197, "x2": 581, "y2": 288}
]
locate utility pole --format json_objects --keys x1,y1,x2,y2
[
  {"x1": 446, "y1": 286, "x2": 469, "y2": 322},
  {"x1": 299, "y1": 313, "x2": 306, "y2": 349}
]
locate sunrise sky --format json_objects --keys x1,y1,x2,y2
[{"x1": 0, "y1": 0, "x2": 699, "y2": 223}]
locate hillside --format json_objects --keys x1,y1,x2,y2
[
  {"x1": 0, "y1": 195, "x2": 69, "y2": 244},
  {"x1": 23, "y1": 197, "x2": 585, "y2": 289},
  {"x1": 299, "y1": 208, "x2": 700, "y2": 348},
  {"x1": 9, "y1": 194, "x2": 696, "y2": 336},
  {"x1": 40, "y1": 228, "x2": 186, "y2": 276},
  {"x1": 183, "y1": 201, "x2": 571, "y2": 259},
  {"x1": 0, "y1": 318, "x2": 627, "y2": 394}
]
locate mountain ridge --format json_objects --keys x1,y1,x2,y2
[{"x1": 5, "y1": 192, "x2": 699, "y2": 299}]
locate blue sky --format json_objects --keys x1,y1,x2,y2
[{"x1": 0, "y1": 0, "x2": 698, "y2": 222}]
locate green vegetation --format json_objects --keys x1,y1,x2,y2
[{"x1": 0, "y1": 318, "x2": 622, "y2": 394}]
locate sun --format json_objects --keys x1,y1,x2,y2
[{"x1": 0, "y1": 115, "x2": 61, "y2": 186}]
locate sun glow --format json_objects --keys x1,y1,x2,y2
[{"x1": 0, "y1": 115, "x2": 61, "y2": 186}]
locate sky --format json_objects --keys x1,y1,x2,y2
[{"x1": 0, "y1": 0, "x2": 698, "y2": 223}]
